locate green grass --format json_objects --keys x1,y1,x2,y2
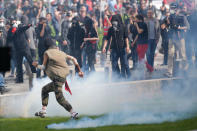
[{"x1": 1, "y1": 116, "x2": 197, "y2": 131}]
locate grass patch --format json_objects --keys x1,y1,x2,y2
[{"x1": 1, "y1": 116, "x2": 197, "y2": 131}]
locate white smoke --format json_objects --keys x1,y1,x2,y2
[
  {"x1": 46, "y1": 74, "x2": 197, "y2": 129},
  {"x1": 1, "y1": 71, "x2": 197, "y2": 129}
]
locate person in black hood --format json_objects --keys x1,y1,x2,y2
[
  {"x1": 83, "y1": 17, "x2": 99, "y2": 73},
  {"x1": 9, "y1": 22, "x2": 36, "y2": 83},
  {"x1": 67, "y1": 16, "x2": 85, "y2": 73},
  {"x1": 102, "y1": 14, "x2": 131, "y2": 79}
]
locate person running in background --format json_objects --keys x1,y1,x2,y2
[{"x1": 32, "y1": 37, "x2": 83, "y2": 119}]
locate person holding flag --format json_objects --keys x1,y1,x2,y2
[{"x1": 32, "y1": 37, "x2": 83, "y2": 119}]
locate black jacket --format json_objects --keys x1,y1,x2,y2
[
  {"x1": 36, "y1": 24, "x2": 51, "y2": 56},
  {"x1": 67, "y1": 25, "x2": 85, "y2": 51},
  {"x1": 107, "y1": 25, "x2": 128, "y2": 50},
  {"x1": 11, "y1": 25, "x2": 30, "y2": 52}
]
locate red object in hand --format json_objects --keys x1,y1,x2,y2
[
  {"x1": 12, "y1": 27, "x2": 17, "y2": 34},
  {"x1": 65, "y1": 81, "x2": 72, "y2": 95}
]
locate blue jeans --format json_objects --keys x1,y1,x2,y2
[
  {"x1": 0, "y1": 73, "x2": 5, "y2": 87},
  {"x1": 127, "y1": 44, "x2": 138, "y2": 68},
  {"x1": 146, "y1": 39, "x2": 157, "y2": 68},
  {"x1": 111, "y1": 48, "x2": 131, "y2": 79},
  {"x1": 162, "y1": 38, "x2": 169, "y2": 65}
]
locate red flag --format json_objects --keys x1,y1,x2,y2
[{"x1": 65, "y1": 81, "x2": 72, "y2": 95}]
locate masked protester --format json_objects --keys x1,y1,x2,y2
[
  {"x1": 102, "y1": 14, "x2": 131, "y2": 79},
  {"x1": 8, "y1": 21, "x2": 36, "y2": 83},
  {"x1": 32, "y1": 37, "x2": 83, "y2": 119},
  {"x1": 83, "y1": 17, "x2": 99, "y2": 73},
  {"x1": 67, "y1": 16, "x2": 85, "y2": 73}
]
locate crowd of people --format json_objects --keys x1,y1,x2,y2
[{"x1": 0, "y1": 0, "x2": 197, "y2": 94}]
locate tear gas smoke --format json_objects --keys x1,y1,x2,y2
[{"x1": 1, "y1": 71, "x2": 197, "y2": 129}]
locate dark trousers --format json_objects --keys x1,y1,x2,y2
[
  {"x1": 100, "y1": 36, "x2": 110, "y2": 66},
  {"x1": 127, "y1": 44, "x2": 138, "y2": 69},
  {"x1": 71, "y1": 49, "x2": 82, "y2": 72},
  {"x1": 111, "y1": 48, "x2": 131, "y2": 79},
  {"x1": 162, "y1": 38, "x2": 169, "y2": 65},
  {"x1": 30, "y1": 49, "x2": 36, "y2": 61},
  {"x1": 15, "y1": 49, "x2": 36, "y2": 82},
  {"x1": 86, "y1": 44, "x2": 96, "y2": 72},
  {"x1": 87, "y1": 50, "x2": 96, "y2": 72},
  {"x1": 146, "y1": 39, "x2": 157, "y2": 68},
  {"x1": 37, "y1": 53, "x2": 47, "y2": 78}
]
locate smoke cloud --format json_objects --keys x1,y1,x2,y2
[
  {"x1": 1, "y1": 71, "x2": 197, "y2": 129},
  {"x1": 46, "y1": 73, "x2": 197, "y2": 129}
]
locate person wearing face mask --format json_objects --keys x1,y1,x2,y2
[
  {"x1": 83, "y1": 17, "x2": 99, "y2": 73},
  {"x1": 102, "y1": 14, "x2": 131, "y2": 79},
  {"x1": 67, "y1": 16, "x2": 85, "y2": 73},
  {"x1": 60, "y1": 11, "x2": 73, "y2": 54},
  {"x1": 8, "y1": 20, "x2": 36, "y2": 83},
  {"x1": 35, "y1": 17, "x2": 52, "y2": 78}
]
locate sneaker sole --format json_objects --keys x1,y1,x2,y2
[{"x1": 35, "y1": 112, "x2": 46, "y2": 118}]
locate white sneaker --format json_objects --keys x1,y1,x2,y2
[
  {"x1": 164, "y1": 72, "x2": 173, "y2": 78},
  {"x1": 71, "y1": 112, "x2": 78, "y2": 119},
  {"x1": 35, "y1": 111, "x2": 46, "y2": 118}
]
